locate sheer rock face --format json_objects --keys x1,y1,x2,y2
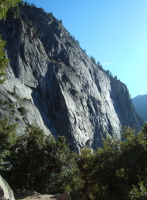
[{"x1": 0, "y1": 8, "x2": 144, "y2": 151}]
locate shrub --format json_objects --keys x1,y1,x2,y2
[{"x1": 17, "y1": 106, "x2": 27, "y2": 115}]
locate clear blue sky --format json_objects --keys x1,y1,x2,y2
[{"x1": 26, "y1": 0, "x2": 147, "y2": 98}]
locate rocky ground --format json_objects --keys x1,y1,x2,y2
[
  {"x1": 15, "y1": 192, "x2": 60, "y2": 200},
  {"x1": 14, "y1": 191, "x2": 72, "y2": 200}
]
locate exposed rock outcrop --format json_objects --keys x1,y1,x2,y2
[
  {"x1": 0, "y1": 175, "x2": 15, "y2": 200},
  {"x1": 57, "y1": 192, "x2": 72, "y2": 200},
  {"x1": 0, "y1": 5, "x2": 144, "y2": 151}
]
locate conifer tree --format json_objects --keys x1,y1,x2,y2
[
  {"x1": 0, "y1": 0, "x2": 20, "y2": 19},
  {"x1": 0, "y1": 117, "x2": 17, "y2": 168},
  {"x1": 0, "y1": 37, "x2": 8, "y2": 84},
  {"x1": 0, "y1": 0, "x2": 21, "y2": 84}
]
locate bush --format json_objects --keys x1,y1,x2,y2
[{"x1": 18, "y1": 106, "x2": 27, "y2": 115}]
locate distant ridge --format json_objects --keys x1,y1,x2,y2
[{"x1": 132, "y1": 94, "x2": 147, "y2": 121}]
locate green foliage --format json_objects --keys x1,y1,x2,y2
[
  {"x1": 0, "y1": 115, "x2": 146, "y2": 200},
  {"x1": 90, "y1": 55, "x2": 96, "y2": 64},
  {"x1": 0, "y1": 98, "x2": 15, "y2": 109},
  {"x1": 77, "y1": 148, "x2": 96, "y2": 200},
  {"x1": 0, "y1": 0, "x2": 21, "y2": 84},
  {"x1": 70, "y1": 35, "x2": 80, "y2": 45},
  {"x1": 76, "y1": 124, "x2": 147, "y2": 200},
  {"x1": 0, "y1": 0, "x2": 21, "y2": 19},
  {"x1": 129, "y1": 180, "x2": 147, "y2": 200},
  {"x1": 63, "y1": 152, "x2": 81, "y2": 199},
  {"x1": 106, "y1": 70, "x2": 113, "y2": 77},
  {"x1": 17, "y1": 106, "x2": 27, "y2": 115},
  {"x1": 1, "y1": 124, "x2": 73, "y2": 193},
  {"x1": 7, "y1": 4, "x2": 21, "y2": 19},
  {"x1": 0, "y1": 48, "x2": 17, "y2": 167},
  {"x1": 76, "y1": 39, "x2": 80, "y2": 45},
  {"x1": 0, "y1": 36, "x2": 8, "y2": 84},
  {"x1": 0, "y1": 117, "x2": 17, "y2": 168}
]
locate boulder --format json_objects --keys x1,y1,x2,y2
[
  {"x1": 57, "y1": 192, "x2": 72, "y2": 200},
  {"x1": 0, "y1": 175, "x2": 15, "y2": 200}
]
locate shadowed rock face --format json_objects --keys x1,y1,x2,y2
[
  {"x1": 132, "y1": 94, "x2": 147, "y2": 121},
  {"x1": 0, "y1": 5, "x2": 144, "y2": 152}
]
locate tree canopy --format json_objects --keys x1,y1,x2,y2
[
  {"x1": 0, "y1": 0, "x2": 20, "y2": 20},
  {"x1": 76, "y1": 124, "x2": 147, "y2": 200},
  {"x1": 0, "y1": 123, "x2": 146, "y2": 200}
]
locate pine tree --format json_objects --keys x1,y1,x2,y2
[
  {"x1": 0, "y1": 117, "x2": 17, "y2": 168},
  {"x1": 0, "y1": 37, "x2": 8, "y2": 84},
  {"x1": 0, "y1": 0, "x2": 21, "y2": 84},
  {"x1": 0, "y1": 0, "x2": 21, "y2": 19}
]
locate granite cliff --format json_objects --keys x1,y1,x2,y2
[{"x1": 0, "y1": 4, "x2": 144, "y2": 151}]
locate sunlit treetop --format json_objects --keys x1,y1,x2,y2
[{"x1": 0, "y1": 0, "x2": 21, "y2": 20}]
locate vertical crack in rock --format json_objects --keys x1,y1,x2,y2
[{"x1": 0, "y1": 6, "x2": 144, "y2": 151}]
